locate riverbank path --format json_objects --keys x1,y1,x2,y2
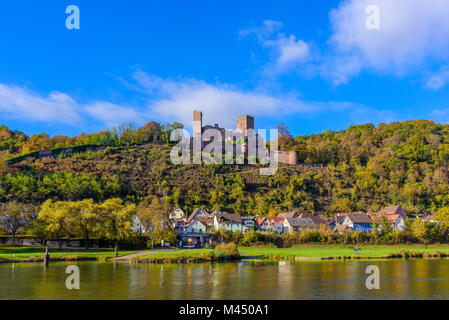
[{"x1": 111, "y1": 249, "x2": 174, "y2": 261}]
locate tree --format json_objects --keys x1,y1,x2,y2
[
  {"x1": 98, "y1": 198, "x2": 135, "y2": 256},
  {"x1": 137, "y1": 121, "x2": 161, "y2": 143},
  {"x1": 37, "y1": 200, "x2": 76, "y2": 250},
  {"x1": 71, "y1": 199, "x2": 99, "y2": 249},
  {"x1": 0, "y1": 202, "x2": 34, "y2": 245},
  {"x1": 0, "y1": 155, "x2": 8, "y2": 176},
  {"x1": 144, "y1": 197, "x2": 170, "y2": 246},
  {"x1": 135, "y1": 204, "x2": 153, "y2": 237},
  {"x1": 434, "y1": 207, "x2": 449, "y2": 228},
  {"x1": 380, "y1": 215, "x2": 393, "y2": 235},
  {"x1": 161, "y1": 122, "x2": 184, "y2": 145},
  {"x1": 412, "y1": 218, "x2": 426, "y2": 243},
  {"x1": 371, "y1": 217, "x2": 378, "y2": 241}
]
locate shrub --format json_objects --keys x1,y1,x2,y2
[{"x1": 214, "y1": 242, "x2": 240, "y2": 258}]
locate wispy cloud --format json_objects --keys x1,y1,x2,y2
[
  {"x1": 243, "y1": 0, "x2": 449, "y2": 87},
  {"x1": 0, "y1": 83, "x2": 81, "y2": 124},
  {"x1": 240, "y1": 20, "x2": 312, "y2": 74},
  {"x1": 0, "y1": 70, "x2": 398, "y2": 132},
  {"x1": 425, "y1": 66, "x2": 449, "y2": 90},
  {"x1": 328, "y1": 0, "x2": 449, "y2": 84}
]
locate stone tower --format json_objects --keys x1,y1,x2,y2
[
  {"x1": 193, "y1": 110, "x2": 203, "y2": 139},
  {"x1": 237, "y1": 115, "x2": 254, "y2": 133}
]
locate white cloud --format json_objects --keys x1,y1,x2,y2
[
  {"x1": 244, "y1": 1, "x2": 449, "y2": 86},
  {"x1": 266, "y1": 35, "x2": 311, "y2": 66},
  {"x1": 426, "y1": 66, "x2": 449, "y2": 90},
  {"x1": 241, "y1": 20, "x2": 312, "y2": 73},
  {"x1": 131, "y1": 71, "x2": 390, "y2": 129},
  {"x1": 328, "y1": 0, "x2": 449, "y2": 83},
  {"x1": 84, "y1": 102, "x2": 145, "y2": 127},
  {"x1": 0, "y1": 72, "x2": 397, "y2": 132},
  {"x1": 239, "y1": 20, "x2": 283, "y2": 42},
  {"x1": 0, "y1": 83, "x2": 81, "y2": 124}
]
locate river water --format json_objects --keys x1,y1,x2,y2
[{"x1": 1, "y1": 259, "x2": 449, "y2": 300}]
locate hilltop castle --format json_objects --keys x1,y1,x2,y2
[{"x1": 191, "y1": 110, "x2": 298, "y2": 165}]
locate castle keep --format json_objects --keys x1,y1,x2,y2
[{"x1": 192, "y1": 110, "x2": 298, "y2": 165}]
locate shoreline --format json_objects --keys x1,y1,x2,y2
[{"x1": 4, "y1": 245, "x2": 449, "y2": 265}]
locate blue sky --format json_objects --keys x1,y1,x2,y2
[{"x1": 1, "y1": 0, "x2": 449, "y2": 137}]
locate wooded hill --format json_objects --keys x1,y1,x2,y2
[{"x1": 1, "y1": 119, "x2": 449, "y2": 217}]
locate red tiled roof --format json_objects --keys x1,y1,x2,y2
[
  {"x1": 268, "y1": 217, "x2": 285, "y2": 224},
  {"x1": 256, "y1": 217, "x2": 267, "y2": 226}
]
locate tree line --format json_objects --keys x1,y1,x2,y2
[
  {"x1": 0, "y1": 121, "x2": 183, "y2": 161},
  {"x1": 0, "y1": 197, "x2": 174, "y2": 255}
]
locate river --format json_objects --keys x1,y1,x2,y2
[{"x1": 2, "y1": 259, "x2": 449, "y2": 299}]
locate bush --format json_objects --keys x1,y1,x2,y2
[{"x1": 214, "y1": 242, "x2": 240, "y2": 258}]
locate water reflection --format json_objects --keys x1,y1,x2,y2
[{"x1": 2, "y1": 259, "x2": 449, "y2": 300}]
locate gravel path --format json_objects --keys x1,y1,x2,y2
[{"x1": 111, "y1": 249, "x2": 174, "y2": 261}]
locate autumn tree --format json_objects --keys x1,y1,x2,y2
[
  {"x1": 434, "y1": 207, "x2": 449, "y2": 228},
  {"x1": 137, "y1": 121, "x2": 161, "y2": 143},
  {"x1": 0, "y1": 202, "x2": 34, "y2": 245},
  {"x1": 37, "y1": 200, "x2": 77, "y2": 250},
  {"x1": 98, "y1": 198, "x2": 135, "y2": 256},
  {"x1": 71, "y1": 199, "x2": 99, "y2": 249},
  {"x1": 412, "y1": 218, "x2": 426, "y2": 243}
]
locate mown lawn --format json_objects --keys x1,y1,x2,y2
[
  {"x1": 238, "y1": 245, "x2": 449, "y2": 259},
  {"x1": 135, "y1": 249, "x2": 214, "y2": 260},
  {"x1": 0, "y1": 245, "x2": 144, "y2": 261}
]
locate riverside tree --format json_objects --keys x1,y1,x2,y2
[
  {"x1": 0, "y1": 202, "x2": 34, "y2": 245},
  {"x1": 71, "y1": 199, "x2": 99, "y2": 249},
  {"x1": 98, "y1": 198, "x2": 135, "y2": 256},
  {"x1": 37, "y1": 200, "x2": 77, "y2": 250}
]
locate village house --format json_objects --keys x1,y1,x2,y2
[
  {"x1": 255, "y1": 217, "x2": 284, "y2": 234},
  {"x1": 242, "y1": 216, "x2": 256, "y2": 233},
  {"x1": 186, "y1": 208, "x2": 210, "y2": 222},
  {"x1": 332, "y1": 224, "x2": 353, "y2": 234},
  {"x1": 174, "y1": 220, "x2": 186, "y2": 234},
  {"x1": 378, "y1": 205, "x2": 407, "y2": 220},
  {"x1": 328, "y1": 214, "x2": 346, "y2": 229},
  {"x1": 276, "y1": 211, "x2": 298, "y2": 219},
  {"x1": 196, "y1": 216, "x2": 215, "y2": 233},
  {"x1": 369, "y1": 212, "x2": 405, "y2": 232},
  {"x1": 169, "y1": 208, "x2": 185, "y2": 221},
  {"x1": 342, "y1": 213, "x2": 373, "y2": 233},
  {"x1": 183, "y1": 219, "x2": 208, "y2": 234},
  {"x1": 423, "y1": 214, "x2": 436, "y2": 224},
  {"x1": 298, "y1": 213, "x2": 328, "y2": 228},
  {"x1": 214, "y1": 213, "x2": 243, "y2": 233},
  {"x1": 283, "y1": 218, "x2": 315, "y2": 233}
]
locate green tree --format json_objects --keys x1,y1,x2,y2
[
  {"x1": 37, "y1": 200, "x2": 77, "y2": 250},
  {"x1": 71, "y1": 199, "x2": 99, "y2": 249},
  {"x1": 0, "y1": 202, "x2": 34, "y2": 245},
  {"x1": 412, "y1": 218, "x2": 426, "y2": 243},
  {"x1": 434, "y1": 207, "x2": 449, "y2": 228},
  {"x1": 98, "y1": 198, "x2": 135, "y2": 256}
]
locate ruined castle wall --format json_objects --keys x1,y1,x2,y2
[{"x1": 273, "y1": 151, "x2": 298, "y2": 165}]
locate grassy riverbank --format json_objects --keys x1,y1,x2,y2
[
  {"x1": 132, "y1": 243, "x2": 240, "y2": 264},
  {"x1": 0, "y1": 245, "x2": 144, "y2": 263},
  {"x1": 239, "y1": 245, "x2": 449, "y2": 260}
]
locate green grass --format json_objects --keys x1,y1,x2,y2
[
  {"x1": 136, "y1": 249, "x2": 214, "y2": 260},
  {"x1": 239, "y1": 244, "x2": 449, "y2": 259},
  {"x1": 132, "y1": 247, "x2": 241, "y2": 263},
  {"x1": 0, "y1": 245, "x2": 144, "y2": 262}
]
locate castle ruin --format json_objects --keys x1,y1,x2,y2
[{"x1": 191, "y1": 110, "x2": 298, "y2": 165}]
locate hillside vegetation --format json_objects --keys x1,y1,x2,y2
[{"x1": 1, "y1": 119, "x2": 449, "y2": 216}]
